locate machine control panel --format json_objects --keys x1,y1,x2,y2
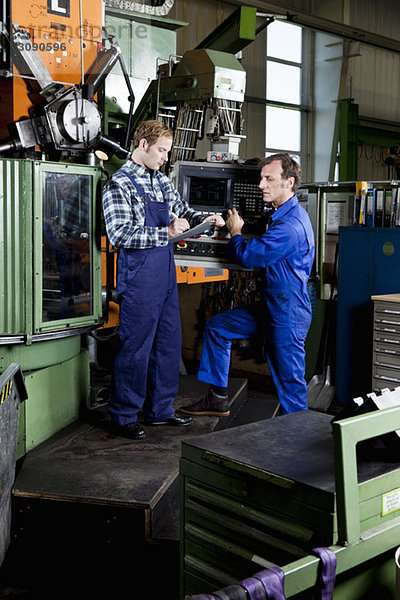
[
  {"x1": 175, "y1": 238, "x2": 228, "y2": 259},
  {"x1": 232, "y1": 179, "x2": 265, "y2": 229},
  {"x1": 173, "y1": 161, "x2": 266, "y2": 229},
  {"x1": 171, "y1": 161, "x2": 267, "y2": 267}
]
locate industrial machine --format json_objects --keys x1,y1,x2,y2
[
  {"x1": 0, "y1": 155, "x2": 102, "y2": 455},
  {"x1": 132, "y1": 6, "x2": 258, "y2": 165},
  {"x1": 100, "y1": 7, "x2": 273, "y2": 313},
  {"x1": 0, "y1": 0, "x2": 119, "y2": 454},
  {"x1": 172, "y1": 160, "x2": 270, "y2": 267},
  {"x1": 0, "y1": 2, "x2": 274, "y2": 451},
  {"x1": 0, "y1": 13, "x2": 131, "y2": 160}
]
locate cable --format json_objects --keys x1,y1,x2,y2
[{"x1": 89, "y1": 327, "x2": 119, "y2": 341}]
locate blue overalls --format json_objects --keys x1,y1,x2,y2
[
  {"x1": 109, "y1": 175, "x2": 180, "y2": 426},
  {"x1": 197, "y1": 195, "x2": 315, "y2": 414}
]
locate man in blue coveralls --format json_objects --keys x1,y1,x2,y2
[
  {"x1": 181, "y1": 153, "x2": 315, "y2": 417},
  {"x1": 102, "y1": 120, "x2": 224, "y2": 439}
]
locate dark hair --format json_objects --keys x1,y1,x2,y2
[
  {"x1": 132, "y1": 120, "x2": 173, "y2": 149},
  {"x1": 259, "y1": 153, "x2": 301, "y2": 192}
]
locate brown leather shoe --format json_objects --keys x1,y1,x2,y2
[{"x1": 180, "y1": 388, "x2": 230, "y2": 416}]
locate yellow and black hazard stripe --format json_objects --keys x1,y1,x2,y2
[{"x1": 0, "y1": 379, "x2": 13, "y2": 405}]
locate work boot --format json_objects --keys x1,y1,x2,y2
[{"x1": 180, "y1": 388, "x2": 230, "y2": 417}]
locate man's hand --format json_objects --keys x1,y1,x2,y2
[
  {"x1": 168, "y1": 218, "x2": 190, "y2": 239},
  {"x1": 202, "y1": 214, "x2": 225, "y2": 228},
  {"x1": 225, "y1": 208, "x2": 244, "y2": 236}
]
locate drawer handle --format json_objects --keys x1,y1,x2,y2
[
  {"x1": 375, "y1": 361, "x2": 400, "y2": 370},
  {"x1": 376, "y1": 309, "x2": 400, "y2": 315},
  {"x1": 375, "y1": 375, "x2": 400, "y2": 383},
  {"x1": 376, "y1": 348, "x2": 396, "y2": 355},
  {"x1": 375, "y1": 337, "x2": 400, "y2": 344}
]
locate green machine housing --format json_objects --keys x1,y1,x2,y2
[
  {"x1": 0, "y1": 158, "x2": 102, "y2": 457},
  {"x1": 180, "y1": 408, "x2": 400, "y2": 598}
]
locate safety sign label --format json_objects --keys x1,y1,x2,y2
[{"x1": 382, "y1": 488, "x2": 400, "y2": 516}]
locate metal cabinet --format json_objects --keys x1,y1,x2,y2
[
  {"x1": 180, "y1": 409, "x2": 400, "y2": 599},
  {"x1": 335, "y1": 227, "x2": 400, "y2": 406},
  {"x1": 372, "y1": 294, "x2": 400, "y2": 391}
]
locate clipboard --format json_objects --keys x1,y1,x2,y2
[{"x1": 169, "y1": 220, "x2": 214, "y2": 243}]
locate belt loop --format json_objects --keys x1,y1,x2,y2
[{"x1": 312, "y1": 547, "x2": 337, "y2": 600}]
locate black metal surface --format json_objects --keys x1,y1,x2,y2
[
  {"x1": 182, "y1": 410, "x2": 399, "y2": 494},
  {"x1": 0, "y1": 364, "x2": 27, "y2": 567},
  {"x1": 3, "y1": 495, "x2": 179, "y2": 600},
  {"x1": 13, "y1": 376, "x2": 247, "y2": 527},
  {"x1": 2, "y1": 375, "x2": 248, "y2": 598}
]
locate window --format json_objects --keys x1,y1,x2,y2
[
  {"x1": 42, "y1": 172, "x2": 92, "y2": 322},
  {"x1": 265, "y1": 20, "x2": 304, "y2": 162}
]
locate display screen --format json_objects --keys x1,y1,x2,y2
[{"x1": 188, "y1": 176, "x2": 227, "y2": 208}]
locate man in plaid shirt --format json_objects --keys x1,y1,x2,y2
[{"x1": 102, "y1": 120, "x2": 224, "y2": 439}]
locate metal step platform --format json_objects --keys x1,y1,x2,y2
[
  {"x1": 1, "y1": 375, "x2": 249, "y2": 599},
  {"x1": 13, "y1": 375, "x2": 248, "y2": 539}
]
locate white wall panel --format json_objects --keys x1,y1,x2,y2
[
  {"x1": 345, "y1": 44, "x2": 400, "y2": 123},
  {"x1": 344, "y1": 0, "x2": 400, "y2": 124},
  {"x1": 348, "y1": 0, "x2": 400, "y2": 39}
]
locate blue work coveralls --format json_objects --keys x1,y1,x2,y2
[
  {"x1": 110, "y1": 175, "x2": 181, "y2": 426},
  {"x1": 197, "y1": 195, "x2": 315, "y2": 414}
]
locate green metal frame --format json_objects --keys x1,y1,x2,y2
[
  {"x1": 275, "y1": 406, "x2": 400, "y2": 597},
  {"x1": 196, "y1": 6, "x2": 257, "y2": 54},
  {"x1": 339, "y1": 98, "x2": 400, "y2": 181},
  {"x1": 333, "y1": 406, "x2": 400, "y2": 545},
  {"x1": 300, "y1": 181, "x2": 355, "y2": 299},
  {"x1": 17, "y1": 347, "x2": 90, "y2": 457},
  {"x1": 359, "y1": 126, "x2": 400, "y2": 147},
  {"x1": 32, "y1": 161, "x2": 102, "y2": 334},
  {"x1": 0, "y1": 160, "x2": 102, "y2": 456},
  {"x1": 339, "y1": 99, "x2": 359, "y2": 181},
  {"x1": 0, "y1": 159, "x2": 34, "y2": 336}
]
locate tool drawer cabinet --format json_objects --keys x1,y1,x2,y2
[{"x1": 372, "y1": 294, "x2": 400, "y2": 391}]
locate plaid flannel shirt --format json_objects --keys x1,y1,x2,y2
[{"x1": 102, "y1": 159, "x2": 202, "y2": 249}]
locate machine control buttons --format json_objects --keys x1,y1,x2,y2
[{"x1": 207, "y1": 151, "x2": 232, "y2": 162}]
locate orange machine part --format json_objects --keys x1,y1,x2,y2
[
  {"x1": 101, "y1": 236, "x2": 117, "y2": 289},
  {"x1": 0, "y1": 0, "x2": 102, "y2": 133},
  {"x1": 176, "y1": 266, "x2": 229, "y2": 284},
  {"x1": 99, "y1": 236, "x2": 229, "y2": 329},
  {"x1": 101, "y1": 236, "x2": 229, "y2": 289},
  {"x1": 99, "y1": 236, "x2": 118, "y2": 329}
]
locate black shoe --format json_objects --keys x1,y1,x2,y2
[
  {"x1": 145, "y1": 411, "x2": 193, "y2": 427},
  {"x1": 180, "y1": 388, "x2": 230, "y2": 416},
  {"x1": 111, "y1": 422, "x2": 146, "y2": 439}
]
